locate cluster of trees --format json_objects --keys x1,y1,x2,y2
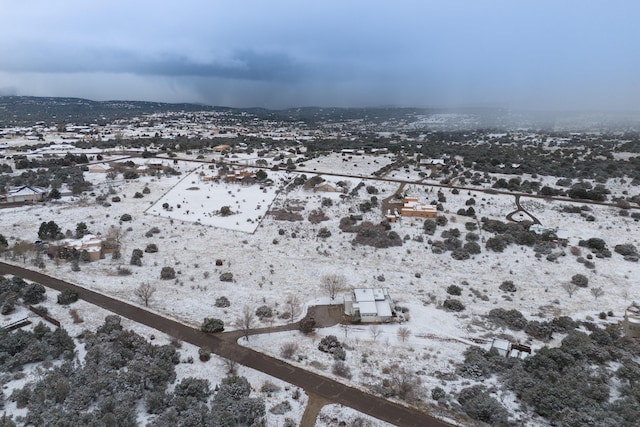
[
  {"x1": 6, "y1": 315, "x2": 265, "y2": 426},
  {"x1": 13, "y1": 153, "x2": 89, "y2": 170},
  {"x1": 480, "y1": 218, "x2": 563, "y2": 257},
  {"x1": 0, "y1": 275, "x2": 46, "y2": 314},
  {"x1": 430, "y1": 226, "x2": 481, "y2": 260},
  {"x1": 455, "y1": 323, "x2": 640, "y2": 426},
  {"x1": 0, "y1": 163, "x2": 90, "y2": 194},
  {"x1": 415, "y1": 130, "x2": 640, "y2": 183},
  {"x1": 339, "y1": 217, "x2": 402, "y2": 248},
  {"x1": 0, "y1": 321, "x2": 74, "y2": 373}
]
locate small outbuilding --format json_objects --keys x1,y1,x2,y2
[{"x1": 623, "y1": 304, "x2": 640, "y2": 339}]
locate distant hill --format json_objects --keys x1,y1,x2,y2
[
  {"x1": 1, "y1": 96, "x2": 637, "y2": 131},
  {"x1": 0, "y1": 96, "x2": 222, "y2": 127},
  {"x1": 0, "y1": 95, "x2": 508, "y2": 128}
]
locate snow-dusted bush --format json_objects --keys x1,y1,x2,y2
[
  {"x1": 201, "y1": 318, "x2": 224, "y2": 333},
  {"x1": 255, "y1": 305, "x2": 273, "y2": 319},
  {"x1": 457, "y1": 385, "x2": 509, "y2": 425},
  {"x1": 214, "y1": 296, "x2": 230, "y2": 308},
  {"x1": 160, "y1": 266, "x2": 175, "y2": 280},
  {"x1": 499, "y1": 280, "x2": 517, "y2": 292},
  {"x1": 442, "y1": 298, "x2": 465, "y2": 312},
  {"x1": 318, "y1": 335, "x2": 342, "y2": 354},
  {"x1": 488, "y1": 308, "x2": 527, "y2": 330},
  {"x1": 446, "y1": 285, "x2": 462, "y2": 296},
  {"x1": 57, "y1": 289, "x2": 79, "y2": 305},
  {"x1": 571, "y1": 273, "x2": 589, "y2": 287}
]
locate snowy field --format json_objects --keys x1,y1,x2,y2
[
  {"x1": 146, "y1": 165, "x2": 290, "y2": 233},
  {"x1": 1, "y1": 150, "x2": 639, "y2": 425}
]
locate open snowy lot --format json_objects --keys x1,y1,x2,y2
[{"x1": 1, "y1": 149, "x2": 639, "y2": 425}]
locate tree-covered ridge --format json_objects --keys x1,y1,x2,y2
[{"x1": 0, "y1": 96, "x2": 219, "y2": 127}]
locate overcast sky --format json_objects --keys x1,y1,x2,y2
[{"x1": 1, "y1": 1, "x2": 638, "y2": 110}]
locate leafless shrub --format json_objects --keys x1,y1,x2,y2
[
  {"x1": 369, "y1": 325, "x2": 381, "y2": 341},
  {"x1": 261, "y1": 381, "x2": 281, "y2": 393},
  {"x1": 280, "y1": 342, "x2": 298, "y2": 360},
  {"x1": 397, "y1": 326, "x2": 411, "y2": 342},
  {"x1": 562, "y1": 282, "x2": 579, "y2": 298},
  {"x1": 69, "y1": 309, "x2": 83, "y2": 323},
  {"x1": 223, "y1": 358, "x2": 238, "y2": 375},
  {"x1": 134, "y1": 282, "x2": 156, "y2": 307},
  {"x1": 590, "y1": 287, "x2": 604, "y2": 300},
  {"x1": 332, "y1": 361, "x2": 352, "y2": 379}
]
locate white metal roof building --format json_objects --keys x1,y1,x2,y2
[{"x1": 344, "y1": 288, "x2": 394, "y2": 323}]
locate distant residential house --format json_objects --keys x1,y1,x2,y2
[
  {"x1": 212, "y1": 144, "x2": 231, "y2": 152},
  {"x1": 47, "y1": 234, "x2": 108, "y2": 262},
  {"x1": 0, "y1": 185, "x2": 48, "y2": 203},
  {"x1": 623, "y1": 304, "x2": 640, "y2": 339},
  {"x1": 221, "y1": 167, "x2": 254, "y2": 183},
  {"x1": 88, "y1": 163, "x2": 113, "y2": 173},
  {"x1": 314, "y1": 183, "x2": 338, "y2": 193},
  {"x1": 344, "y1": 288, "x2": 395, "y2": 323},
  {"x1": 400, "y1": 196, "x2": 437, "y2": 219}
]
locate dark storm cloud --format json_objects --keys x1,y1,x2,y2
[{"x1": 1, "y1": 45, "x2": 305, "y2": 82}]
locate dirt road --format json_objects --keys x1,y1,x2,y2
[{"x1": 0, "y1": 262, "x2": 453, "y2": 427}]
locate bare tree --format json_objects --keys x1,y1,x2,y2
[
  {"x1": 12, "y1": 240, "x2": 35, "y2": 264},
  {"x1": 590, "y1": 287, "x2": 604, "y2": 300},
  {"x1": 562, "y1": 282, "x2": 579, "y2": 298},
  {"x1": 369, "y1": 324, "x2": 381, "y2": 342},
  {"x1": 285, "y1": 295, "x2": 301, "y2": 324},
  {"x1": 237, "y1": 305, "x2": 255, "y2": 341},
  {"x1": 134, "y1": 282, "x2": 156, "y2": 307},
  {"x1": 397, "y1": 326, "x2": 411, "y2": 343},
  {"x1": 321, "y1": 274, "x2": 346, "y2": 304},
  {"x1": 266, "y1": 316, "x2": 275, "y2": 335},
  {"x1": 107, "y1": 226, "x2": 127, "y2": 262},
  {"x1": 341, "y1": 324, "x2": 351, "y2": 339},
  {"x1": 223, "y1": 358, "x2": 238, "y2": 375}
]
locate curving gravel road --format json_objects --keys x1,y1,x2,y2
[{"x1": 0, "y1": 262, "x2": 453, "y2": 427}]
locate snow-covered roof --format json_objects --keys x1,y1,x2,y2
[
  {"x1": 7, "y1": 185, "x2": 47, "y2": 196},
  {"x1": 352, "y1": 288, "x2": 392, "y2": 318}
]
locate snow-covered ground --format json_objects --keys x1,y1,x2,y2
[{"x1": 1, "y1": 150, "x2": 639, "y2": 425}]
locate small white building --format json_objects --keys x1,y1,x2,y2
[
  {"x1": 490, "y1": 338, "x2": 531, "y2": 359},
  {"x1": 624, "y1": 304, "x2": 640, "y2": 339},
  {"x1": 344, "y1": 288, "x2": 395, "y2": 323}
]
